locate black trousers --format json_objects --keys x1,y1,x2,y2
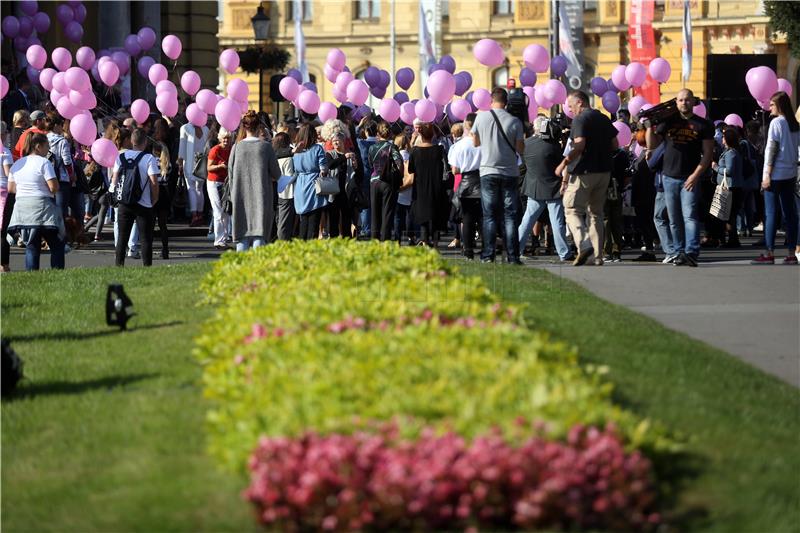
[
  {"x1": 1, "y1": 192, "x2": 16, "y2": 266},
  {"x1": 370, "y1": 180, "x2": 397, "y2": 241},
  {"x1": 298, "y1": 207, "x2": 323, "y2": 240},
  {"x1": 604, "y1": 196, "x2": 624, "y2": 254},
  {"x1": 154, "y1": 183, "x2": 171, "y2": 252},
  {"x1": 116, "y1": 203, "x2": 155, "y2": 267},
  {"x1": 461, "y1": 197, "x2": 482, "y2": 258},
  {"x1": 328, "y1": 192, "x2": 352, "y2": 239}
]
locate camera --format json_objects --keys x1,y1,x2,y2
[{"x1": 637, "y1": 98, "x2": 679, "y2": 128}]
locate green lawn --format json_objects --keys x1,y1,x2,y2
[{"x1": 1, "y1": 261, "x2": 798, "y2": 532}]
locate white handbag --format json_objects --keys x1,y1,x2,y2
[{"x1": 709, "y1": 170, "x2": 732, "y2": 221}]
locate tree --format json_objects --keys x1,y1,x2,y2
[
  {"x1": 765, "y1": 1, "x2": 800, "y2": 57},
  {"x1": 238, "y1": 44, "x2": 290, "y2": 74}
]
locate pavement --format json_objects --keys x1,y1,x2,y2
[{"x1": 4, "y1": 226, "x2": 799, "y2": 387}]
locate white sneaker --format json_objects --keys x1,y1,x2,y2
[
  {"x1": 795, "y1": 251, "x2": 800, "y2": 263},
  {"x1": 662, "y1": 254, "x2": 677, "y2": 264},
  {"x1": 5, "y1": 234, "x2": 14, "y2": 246},
  {"x1": 64, "y1": 244, "x2": 72, "y2": 254},
  {"x1": 127, "y1": 250, "x2": 141, "y2": 259}
]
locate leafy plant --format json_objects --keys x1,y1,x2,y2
[
  {"x1": 765, "y1": 1, "x2": 800, "y2": 57},
  {"x1": 238, "y1": 44, "x2": 290, "y2": 74}
]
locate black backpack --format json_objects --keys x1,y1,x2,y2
[
  {"x1": 506, "y1": 88, "x2": 529, "y2": 126},
  {"x1": 116, "y1": 152, "x2": 147, "y2": 206}
]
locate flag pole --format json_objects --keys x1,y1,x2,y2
[{"x1": 390, "y1": 0, "x2": 396, "y2": 95}]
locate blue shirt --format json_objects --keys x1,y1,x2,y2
[
  {"x1": 292, "y1": 144, "x2": 329, "y2": 215},
  {"x1": 716, "y1": 148, "x2": 744, "y2": 188}
]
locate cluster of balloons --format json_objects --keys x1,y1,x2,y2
[
  {"x1": 587, "y1": 58, "x2": 673, "y2": 115},
  {"x1": 746, "y1": 66, "x2": 792, "y2": 111}
]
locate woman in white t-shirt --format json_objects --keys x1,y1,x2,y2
[
  {"x1": 177, "y1": 122, "x2": 209, "y2": 227},
  {"x1": 7, "y1": 133, "x2": 65, "y2": 271},
  {"x1": 1, "y1": 122, "x2": 14, "y2": 272}
]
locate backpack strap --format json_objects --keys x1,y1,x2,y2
[{"x1": 489, "y1": 110, "x2": 517, "y2": 155}]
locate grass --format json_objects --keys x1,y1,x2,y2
[{"x1": 1, "y1": 260, "x2": 798, "y2": 532}]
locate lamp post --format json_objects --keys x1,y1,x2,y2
[{"x1": 251, "y1": 4, "x2": 271, "y2": 112}]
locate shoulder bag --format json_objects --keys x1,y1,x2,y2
[{"x1": 709, "y1": 169, "x2": 732, "y2": 221}]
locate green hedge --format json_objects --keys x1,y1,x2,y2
[{"x1": 196, "y1": 241, "x2": 672, "y2": 471}]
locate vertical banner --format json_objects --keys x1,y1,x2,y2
[
  {"x1": 682, "y1": 0, "x2": 692, "y2": 82},
  {"x1": 419, "y1": 0, "x2": 438, "y2": 97},
  {"x1": 294, "y1": 0, "x2": 308, "y2": 83},
  {"x1": 629, "y1": 0, "x2": 659, "y2": 104},
  {"x1": 560, "y1": 0, "x2": 585, "y2": 90}
]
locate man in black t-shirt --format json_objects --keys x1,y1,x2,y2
[
  {"x1": 555, "y1": 90, "x2": 619, "y2": 266},
  {"x1": 645, "y1": 88, "x2": 714, "y2": 266}
]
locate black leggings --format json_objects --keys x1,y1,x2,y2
[
  {"x1": 1, "y1": 192, "x2": 16, "y2": 266},
  {"x1": 115, "y1": 203, "x2": 155, "y2": 267},
  {"x1": 460, "y1": 197, "x2": 482, "y2": 258},
  {"x1": 84, "y1": 193, "x2": 110, "y2": 239},
  {"x1": 298, "y1": 207, "x2": 323, "y2": 240},
  {"x1": 154, "y1": 184, "x2": 171, "y2": 251},
  {"x1": 327, "y1": 192, "x2": 352, "y2": 239}
]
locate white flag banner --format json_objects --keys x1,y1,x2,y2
[
  {"x1": 682, "y1": 0, "x2": 692, "y2": 82},
  {"x1": 558, "y1": 1, "x2": 583, "y2": 89},
  {"x1": 419, "y1": 0, "x2": 437, "y2": 96},
  {"x1": 294, "y1": 0, "x2": 309, "y2": 83}
]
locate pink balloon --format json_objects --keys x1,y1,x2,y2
[
  {"x1": 613, "y1": 121, "x2": 632, "y2": 147},
  {"x1": 563, "y1": 104, "x2": 575, "y2": 119},
  {"x1": 346, "y1": 79, "x2": 370, "y2": 106},
  {"x1": 137, "y1": 27, "x2": 157, "y2": 51},
  {"x1": 326, "y1": 48, "x2": 346, "y2": 71},
  {"x1": 543, "y1": 79, "x2": 567, "y2": 105},
  {"x1": 757, "y1": 99, "x2": 771, "y2": 111},
  {"x1": 649, "y1": 58, "x2": 671, "y2": 84},
  {"x1": 56, "y1": 95, "x2": 80, "y2": 119},
  {"x1": 318, "y1": 102, "x2": 338, "y2": 123},
  {"x1": 50, "y1": 89, "x2": 64, "y2": 106},
  {"x1": 162, "y1": 35, "x2": 182, "y2": 61},
  {"x1": 215, "y1": 97, "x2": 242, "y2": 131},
  {"x1": 52, "y1": 47, "x2": 72, "y2": 72},
  {"x1": 415, "y1": 99, "x2": 436, "y2": 122},
  {"x1": 523, "y1": 44, "x2": 550, "y2": 73},
  {"x1": 279, "y1": 76, "x2": 299, "y2": 101},
  {"x1": 52, "y1": 72, "x2": 69, "y2": 94},
  {"x1": 186, "y1": 103, "x2": 208, "y2": 127},
  {"x1": 777, "y1": 78, "x2": 793, "y2": 98},
  {"x1": 155, "y1": 92, "x2": 178, "y2": 117},
  {"x1": 473, "y1": 38, "x2": 505, "y2": 67},
  {"x1": 91, "y1": 138, "x2": 119, "y2": 168},
  {"x1": 611, "y1": 65, "x2": 631, "y2": 91},
  {"x1": 68, "y1": 89, "x2": 95, "y2": 110},
  {"x1": 400, "y1": 102, "x2": 416, "y2": 125},
  {"x1": 298, "y1": 90, "x2": 321, "y2": 114},
  {"x1": 747, "y1": 66, "x2": 777, "y2": 101},
  {"x1": 148, "y1": 63, "x2": 168, "y2": 86},
  {"x1": 534, "y1": 85, "x2": 553, "y2": 109},
  {"x1": 238, "y1": 98, "x2": 249, "y2": 114},
  {"x1": 156, "y1": 80, "x2": 177, "y2": 97},
  {"x1": 625, "y1": 62, "x2": 647, "y2": 88},
  {"x1": 219, "y1": 49, "x2": 240, "y2": 75},
  {"x1": 195, "y1": 89, "x2": 217, "y2": 115},
  {"x1": 324, "y1": 64, "x2": 340, "y2": 83},
  {"x1": 332, "y1": 84, "x2": 348, "y2": 104},
  {"x1": 628, "y1": 95, "x2": 648, "y2": 117},
  {"x1": 39, "y1": 68, "x2": 56, "y2": 92},
  {"x1": 76, "y1": 46, "x2": 96, "y2": 70},
  {"x1": 336, "y1": 71, "x2": 354, "y2": 87},
  {"x1": 69, "y1": 111, "x2": 97, "y2": 146},
  {"x1": 111, "y1": 51, "x2": 130, "y2": 76},
  {"x1": 181, "y1": 70, "x2": 201, "y2": 96},
  {"x1": 99, "y1": 61, "x2": 119, "y2": 86},
  {"x1": 450, "y1": 98, "x2": 471, "y2": 121},
  {"x1": 426, "y1": 70, "x2": 456, "y2": 106},
  {"x1": 724, "y1": 113, "x2": 743, "y2": 128},
  {"x1": 0, "y1": 75, "x2": 7, "y2": 99},
  {"x1": 472, "y1": 88, "x2": 492, "y2": 110},
  {"x1": 227, "y1": 78, "x2": 249, "y2": 101},
  {"x1": 378, "y1": 98, "x2": 400, "y2": 122},
  {"x1": 65, "y1": 67, "x2": 90, "y2": 92},
  {"x1": 131, "y1": 99, "x2": 150, "y2": 123},
  {"x1": 26, "y1": 45, "x2": 47, "y2": 70}
]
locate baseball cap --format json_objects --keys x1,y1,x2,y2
[{"x1": 30, "y1": 110, "x2": 45, "y2": 120}]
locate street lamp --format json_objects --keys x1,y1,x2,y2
[{"x1": 251, "y1": 4, "x2": 271, "y2": 111}]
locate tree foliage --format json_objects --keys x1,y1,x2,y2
[
  {"x1": 765, "y1": 1, "x2": 800, "y2": 57},
  {"x1": 238, "y1": 44, "x2": 290, "y2": 74}
]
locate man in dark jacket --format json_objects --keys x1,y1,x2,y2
[{"x1": 517, "y1": 117, "x2": 574, "y2": 262}]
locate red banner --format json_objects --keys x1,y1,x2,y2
[{"x1": 628, "y1": 0, "x2": 660, "y2": 104}]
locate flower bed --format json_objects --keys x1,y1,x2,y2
[{"x1": 196, "y1": 240, "x2": 671, "y2": 530}]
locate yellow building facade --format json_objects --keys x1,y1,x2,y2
[{"x1": 218, "y1": 0, "x2": 794, "y2": 119}]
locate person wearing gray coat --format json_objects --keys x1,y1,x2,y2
[{"x1": 229, "y1": 111, "x2": 281, "y2": 251}]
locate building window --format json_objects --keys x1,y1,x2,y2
[
  {"x1": 288, "y1": 0, "x2": 313, "y2": 21},
  {"x1": 493, "y1": 66, "x2": 509, "y2": 89},
  {"x1": 584, "y1": 0, "x2": 598, "y2": 11},
  {"x1": 354, "y1": 0, "x2": 380, "y2": 19},
  {"x1": 493, "y1": 0, "x2": 514, "y2": 16},
  {"x1": 442, "y1": 0, "x2": 449, "y2": 18}
]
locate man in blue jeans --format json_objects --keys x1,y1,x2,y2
[
  {"x1": 471, "y1": 87, "x2": 524, "y2": 264},
  {"x1": 646, "y1": 89, "x2": 714, "y2": 267}
]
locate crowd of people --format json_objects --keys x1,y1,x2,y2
[{"x1": 1, "y1": 76, "x2": 798, "y2": 271}]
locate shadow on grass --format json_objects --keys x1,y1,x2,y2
[
  {"x1": 650, "y1": 450, "x2": 711, "y2": 531},
  {"x1": 5, "y1": 373, "x2": 158, "y2": 401},
  {"x1": 3, "y1": 320, "x2": 184, "y2": 343}
]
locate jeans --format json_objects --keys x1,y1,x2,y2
[
  {"x1": 517, "y1": 198, "x2": 570, "y2": 260},
  {"x1": 187, "y1": 176, "x2": 204, "y2": 213},
  {"x1": 55, "y1": 182, "x2": 85, "y2": 220},
  {"x1": 393, "y1": 203, "x2": 412, "y2": 242},
  {"x1": 206, "y1": 181, "x2": 230, "y2": 246},
  {"x1": 25, "y1": 227, "x2": 65, "y2": 271},
  {"x1": 662, "y1": 175, "x2": 701, "y2": 256},
  {"x1": 480, "y1": 174, "x2": 519, "y2": 262},
  {"x1": 764, "y1": 177, "x2": 799, "y2": 252},
  {"x1": 115, "y1": 203, "x2": 154, "y2": 266},
  {"x1": 653, "y1": 191, "x2": 674, "y2": 256},
  {"x1": 236, "y1": 236, "x2": 265, "y2": 251}
]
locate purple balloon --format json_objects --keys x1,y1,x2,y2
[
  {"x1": 465, "y1": 91, "x2": 477, "y2": 112},
  {"x1": 519, "y1": 68, "x2": 537, "y2": 87},
  {"x1": 286, "y1": 68, "x2": 302, "y2": 83},
  {"x1": 33, "y1": 12, "x2": 50, "y2": 33},
  {"x1": 393, "y1": 91, "x2": 409, "y2": 104},
  {"x1": 302, "y1": 81, "x2": 317, "y2": 92},
  {"x1": 124, "y1": 34, "x2": 142, "y2": 56},
  {"x1": 137, "y1": 56, "x2": 155, "y2": 78},
  {"x1": 14, "y1": 36, "x2": 29, "y2": 51},
  {"x1": 378, "y1": 69, "x2": 391, "y2": 89},
  {"x1": 551, "y1": 55, "x2": 568, "y2": 77},
  {"x1": 27, "y1": 36, "x2": 41, "y2": 48},
  {"x1": 454, "y1": 73, "x2": 469, "y2": 96},
  {"x1": 137, "y1": 27, "x2": 157, "y2": 51},
  {"x1": 602, "y1": 91, "x2": 620, "y2": 114},
  {"x1": 20, "y1": 1, "x2": 38, "y2": 17},
  {"x1": 26, "y1": 66, "x2": 41, "y2": 85},
  {"x1": 440, "y1": 55, "x2": 456, "y2": 74},
  {"x1": 590, "y1": 77, "x2": 608, "y2": 97},
  {"x1": 428, "y1": 63, "x2": 447, "y2": 75},
  {"x1": 65, "y1": 21, "x2": 83, "y2": 43},
  {"x1": 423, "y1": 86, "x2": 429, "y2": 99},
  {"x1": 111, "y1": 51, "x2": 130, "y2": 76},
  {"x1": 364, "y1": 66, "x2": 380, "y2": 88},
  {"x1": 73, "y1": 3, "x2": 87, "y2": 24},
  {"x1": 606, "y1": 78, "x2": 618, "y2": 93},
  {"x1": 56, "y1": 4, "x2": 74, "y2": 25},
  {"x1": 371, "y1": 86, "x2": 386, "y2": 99},
  {"x1": 395, "y1": 67, "x2": 414, "y2": 90},
  {"x1": 2, "y1": 16, "x2": 21, "y2": 39},
  {"x1": 18, "y1": 16, "x2": 33, "y2": 38}
]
